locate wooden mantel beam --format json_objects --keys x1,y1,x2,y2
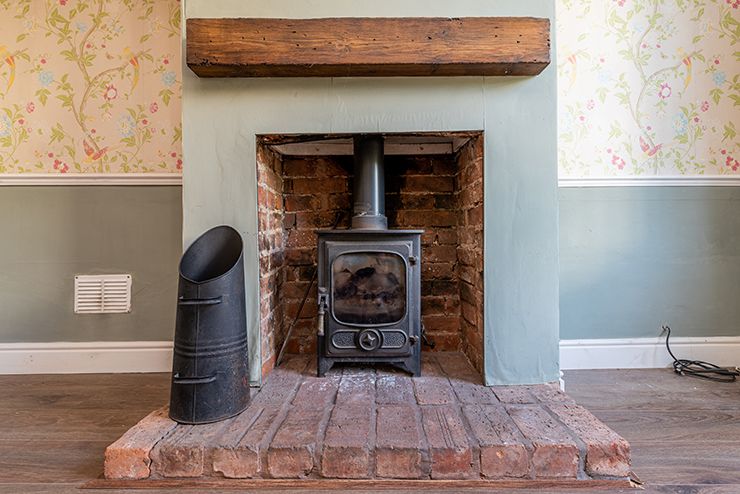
[{"x1": 186, "y1": 17, "x2": 551, "y2": 78}]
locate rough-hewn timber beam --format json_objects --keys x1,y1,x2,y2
[{"x1": 186, "y1": 17, "x2": 551, "y2": 78}]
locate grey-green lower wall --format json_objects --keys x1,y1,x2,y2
[
  {"x1": 0, "y1": 186, "x2": 182, "y2": 343},
  {"x1": 5, "y1": 185, "x2": 736, "y2": 347},
  {"x1": 560, "y1": 186, "x2": 740, "y2": 340}
]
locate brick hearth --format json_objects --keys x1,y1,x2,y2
[{"x1": 104, "y1": 352, "x2": 630, "y2": 483}]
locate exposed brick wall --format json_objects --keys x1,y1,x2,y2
[
  {"x1": 281, "y1": 157, "x2": 352, "y2": 356},
  {"x1": 256, "y1": 144, "x2": 285, "y2": 379},
  {"x1": 454, "y1": 136, "x2": 485, "y2": 376},
  {"x1": 385, "y1": 155, "x2": 461, "y2": 352},
  {"x1": 256, "y1": 134, "x2": 484, "y2": 380}
]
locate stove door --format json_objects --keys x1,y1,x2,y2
[
  {"x1": 332, "y1": 251, "x2": 407, "y2": 326},
  {"x1": 323, "y1": 239, "x2": 417, "y2": 357}
]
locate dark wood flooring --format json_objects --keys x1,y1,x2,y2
[{"x1": 0, "y1": 368, "x2": 738, "y2": 493}]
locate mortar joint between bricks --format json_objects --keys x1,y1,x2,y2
[{"x1": 540, "y1": 404, "x2": 590, "y2": 480}]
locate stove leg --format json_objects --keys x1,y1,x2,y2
[
  {"x1": 317, "y1": 356, "x2": 334, "y2": 377},
  {"x1": 394, "y1": 354, "x2": 421, "y2": 377}
]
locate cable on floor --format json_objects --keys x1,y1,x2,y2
[{"x1": 661, "y1": 325, "x2": 740, "y2": 383}]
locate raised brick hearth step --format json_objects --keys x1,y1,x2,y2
[{"x1": 105, "y1": 352, "x2": 630, "y2": 482}]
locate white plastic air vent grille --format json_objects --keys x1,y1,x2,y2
[{"x1": 74, "y1": 275, "x2": 132, "y2": 314}]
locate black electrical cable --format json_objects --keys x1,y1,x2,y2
[{"x1": 662, "y1": 325, "x2": 740, "y2": 383}]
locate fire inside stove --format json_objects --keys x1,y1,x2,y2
[{"x1": 315, "y1": 135, "x2": 424, "y2": 377}]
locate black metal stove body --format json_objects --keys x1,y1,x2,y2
[
  {"x1": 315, "y1": 229, "x2": 422, "y2": 376},
  {"x1": 315, "y1": 135, "x2": 423, "y2": 377}
]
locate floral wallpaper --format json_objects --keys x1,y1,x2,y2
[
  {"x1": 0, "y1": 0, "x2": 181, "y2": 174},
  {"x1": 558, "y1": 0, "x2": 740, "y2": 177}
]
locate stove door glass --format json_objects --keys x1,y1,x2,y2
[{"x1": 332, "y1": 251, "x2": 406, "y2": 325}]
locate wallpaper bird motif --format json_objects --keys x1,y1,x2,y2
[
  {"x1": 558, "y1": 0, "x2": 740, "y2": 177},
  {"x1": 0, "y1": 0, "x2": 181, "y2": 174}
]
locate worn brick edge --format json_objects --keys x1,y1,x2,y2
[{"x1": 82, "y1": 476, "x2": 637, "y2": 490}]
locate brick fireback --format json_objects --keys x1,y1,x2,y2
[{"x1": 256, "y1": 134, "x2": 483, "y2": 381}]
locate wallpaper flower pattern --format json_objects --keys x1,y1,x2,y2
[
  {"x1": 558, "y1": 0, "x2": 740, "y2": 177},
  {"x1": 0, "y1": 0, "x2": 181, "y2": 174}
]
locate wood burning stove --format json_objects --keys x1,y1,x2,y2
[{"x1": 316, "y1": 136, "x2": 424, "y2": 376}]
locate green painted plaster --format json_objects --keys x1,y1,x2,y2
[
  {"x1": 0, "y1": 186, "x2": 182, "y2": 343},
  {"x1": 560, "y1": 186, "x2": 740, "y2": 340},
  {"x1": 183, "y1": 0, "x2": 559, "y2": 385}
]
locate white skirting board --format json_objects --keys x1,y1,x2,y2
[
  {"x1": 1, "y1": 338, "x2": 738, "y2": 374},
  {"x1": 560, "y1": 336, "x2": 740, "y2": 370},
  {"x1": 0, "y1": 341, "x2": 173, "y2": 374}
]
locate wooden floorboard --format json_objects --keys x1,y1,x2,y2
[{"x1": 0, "y1": 368, "x2": 739, "y2": 493}]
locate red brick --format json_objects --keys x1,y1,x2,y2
[
  {"x1": 321, "y1": 406, "x2": 374, "y2": 478},
  {"x1": 420, "y1": 231, "x2": 437, "y2": 244},
  {"x1": 420, "y1": 357, "x2": 444, "y2": 376},
  {"x1": 413, "y1": 376, "x2": 454, "y2": 405},
  {"x1": 397, "y1": 210, "x2": 456, "y2": 228},
  {"x1": 432, "y1": 158, "x2": 457, "y2": 175},
  {"x1": 460, "y1": 181, "x2": 483, "y2": 208},
  {"x1": 405, "y1": 175, "x2": 454, "y2": 192},
  {"x1": 436, "y1": 229, "x2": 458, "y2": 245},
  {"x1": 526, "y1": 385, "x2": 576, "y2": 404},
  {"x1": 292, "y1": 177, "x2": 346, "y2": 194},
  {"x1": 376, "y1": 406, "x2": 425, "y2": 478},
  {"x1": 462, "y1": 161, "x2": 483, "y2": 185},
  {"x1": 286, "y1": 230, "x2": 317, "y2": 249},
  {"x1": 421, "y1": 263, "x2": 455, "y2": 281},
  {"x1": 285, "y1": 195, "x2": 316, "y2": 213},
  {"x1": 398, "y1": 156, "x2": 433, "y2": 175},
  {"x1": 435, "y1": 352, "x2": 475, "y2": 376},
  {"x1": 548, "y1": 404, "x2": 631, "y2": 478},
  {"x1": 207, "y1": 407, "x2": 281, "y2": 478},
  {"x1": 275, "y1": 354, "x2": 311, "y2": 375},
  {"x1": 459, "y1": 265, "x2": 477, "y2": 285},
  {"x1": 422, "y1": 315, "x2": 460, "y2": 332},
  {"x1": 295, "y1": 211, "x2": 338, "y2": 229},
  {"x1": 421, "y1": 296, "x2": 447, "y2": 316},
  {"x1": 283, "y1": 158, "x2": 315, "y2": 177},
  {"x1": 458, "y1": 227, "x2": 476, "y2": 247},
  {"x1": 491, "y1": 386, "x2": 536, "y2": 404},
  {"x1": 292, "y1": 376, "x2": 339, "y2": 405},
  {"x1": 445, "y1": 295, "x2": 461, "y2": 314},
  {"x1": 268, "y1": 406, "x2": 329, "y2": 478},
  {"x1": 463, "y1": 405, "x2": 528, "y2": 478},
  {"x1": 421, "y1": 332, "x2": 461, "y2": 351},
  {"x1": 376, "y1": 375, "x2": 415, "y2": 405},
  {"x1": 284, "y1": 248, "x2": 314, "y2": 266},
  {"x1": 506, "y1": 405, "x2": 579, "y2": 478},
  {"x1": 283, "y1": 213, "x2": 296, "y2": 230},
  {"x1": 400, "y1": 193, "x2": 435, "y2": 209},
  {"x1": 319, "y1": 157, "x2": 351, "y2": 176},
  {"x1": 451, "y1": 379, "x2": 496, "y2": 404},
  {"x1": 284, "y1": 298, "x2": 318, "y2": 320},
  {"x1": 257, "y1": 166, "x2": 281, "y2": 191},
  {"x1": 459, "y1": 281, "x2": 478, "y2": 305},
  {"x1": 282, "y1": 281, "x2": 317, "y2": 300},
  {"x1": 431, "y1": 281, "x2": 457, "y2": 298},
  {"x1": 251, "y1": 374, "x2": 301, "y2": 406},
  {"x1": 150, "y1": 420, "x2": 227, "y2": 478},
  {"x1": 461, "y1": 300, "x2": 479, "y2": 326},
  {"x1": 327, "y1": 193, "x2": 351, "y2": 210},
  {"x1": 336, "y1": 375, "x2": 376, "y2": 405},
  {"x1": 104, "y1": 407, "x2": 178, "y2": 479},
  {"x1": 467, "y1": 204, "x2": 484, "y2": 226},
  {"x1": 422, "y1": 406, "x2": 474, "y2": 479}
]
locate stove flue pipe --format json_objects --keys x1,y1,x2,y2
[{"x1": 352, "y1": 135, "x2": 388, "y2": 230}]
